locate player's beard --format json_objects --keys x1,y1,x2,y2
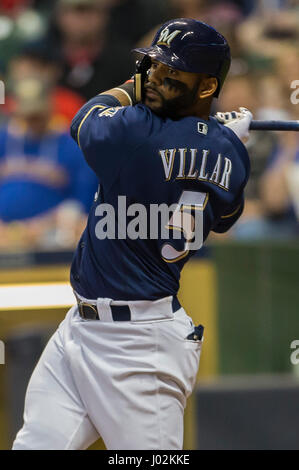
[{"x1": 144, "y1": 78, "x2": 202, "y2": 120}]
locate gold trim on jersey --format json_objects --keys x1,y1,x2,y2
[
  {"x1": 221, "y1": 204, "x2": 241, "y2": 219},
  {"x1": 165, "y1": 225, "x2": 184, "y2": 233},
  {"x1": 77, "y1": 105, "x2": 106, "y2": 149}
]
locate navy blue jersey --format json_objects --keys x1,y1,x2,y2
[{"x1": 70, "y1": 96, "x2": 250, "y2": 300}]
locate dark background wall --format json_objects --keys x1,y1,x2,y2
[{"x1": 213, "y1": 241, "x2": 299, "y2": 375}]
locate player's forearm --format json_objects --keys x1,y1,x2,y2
[
  {"x1": 70, "y1": 80, "x2": 135, "y2": 146},
  {"x1": 99, "y1": 79, "x2": 135, "y2": 107},
  {"x1": 70, "y1": 94, "x2": 122, "y2": 144}
]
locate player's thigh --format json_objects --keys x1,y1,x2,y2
[
  {"x1": 98, "y1": 369, "x2": 185, "y2": 450},
  {"x1": 12, "y1": 318, "x2": 99, "y2": 450},
  {"x1": 87, "y1": 321, "x2": 189, "y2": 450}
]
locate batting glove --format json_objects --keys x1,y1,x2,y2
[
  {"x1": 215, "y1": 107, "x2": 253, "y2": 142},
  {"x1": 134, "y1": 55, "x2": 152, "y2": 103}
]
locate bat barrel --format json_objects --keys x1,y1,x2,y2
[{"x1": 249, "y1": 120, "x2": 299, "y2": 131}]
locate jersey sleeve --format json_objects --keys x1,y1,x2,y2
[
  {"x1": 211, "y1": 126, "x2": 250, "y2": 234},
  {"x1": 212, "y1": 194, "x2": 245, "y2": 233},
  {"x1": 70, "y1": 96, "x2": 153, "y2": 190}
]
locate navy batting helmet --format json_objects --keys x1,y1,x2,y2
[{"x1": 133, "y1": 18, "x2": 231, "y2": 97}]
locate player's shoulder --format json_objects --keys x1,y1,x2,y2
[
  {"x1": 107, "y1": 102, "x2": 154, "y2": 124},
  {"x1": 210, "y1": 116, "x2": 250, "y2": 172},
  {"x1": 98, "y1": 103, "x2": 163, "y2": 146},
  {"x1": 98, "y1": 104, "x2": 173, "y2": 154},
  {"x1": 106, "y1": 102, "x2": 162, "y2": 125},
  {"x1": 76, "y1": 99, "x2": 165, "y2": 150}
]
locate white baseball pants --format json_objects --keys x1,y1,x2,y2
[{"x1": 12, "y1": 299, "x2": 202, "y2": 450}]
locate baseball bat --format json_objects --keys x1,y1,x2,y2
[{"x1": 249, "y1": 120, "x2": 299, "y2": 131}]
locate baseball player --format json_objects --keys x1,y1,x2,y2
[{"x1": 13, "y1": 19, "x2": 251, "y2": 450}]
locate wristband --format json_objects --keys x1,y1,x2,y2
[{"x1": 114, "y1": 80, "x2": 135, "y2": 105}]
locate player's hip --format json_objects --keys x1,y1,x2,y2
[
  {"x1": 66, "y1": 295, "x2": 202, "y2": 395},
  {"x1": 68, "y1": 291, "x2": 203, "y2": 351}
]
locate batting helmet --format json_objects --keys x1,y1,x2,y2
[{"x1": 133, "y1": 18, "x2": 231, "y2": 97}]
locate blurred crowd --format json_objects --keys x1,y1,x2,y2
[{"x1": 0, "y1": 0, "x2": 298, "y2": 251}]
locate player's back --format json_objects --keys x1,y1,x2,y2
[{"x1": 70, "y1": 100, "x2": 250, "y2": 300}]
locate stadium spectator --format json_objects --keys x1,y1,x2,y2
[
  {"x1": 105, "y1": 0, "x2": 171, "y2": 48},
  {"x1": 6, "y1": 45, "x2": 85, "y2": 128},
  {"x1": 213, "y1": 72, "x2": 271, "y2": 239},
  {"x1": 43, "y1": 0, "x2": 133, "y2": 100},
  {"x1": 221, "y1": 74, "x2": 278, "y2": 172},
  {"x1": 236, "y1": 8, "x2": 299, "y2": 60},
  {"x1": 257, "y1": 133, "x2": 299, "y2": 239},
  {"x1": 0, "y1": 77, "x2": 98, "y2": 249},
  {"x1": 228, "y1": 129, "x2": 299, "y2": 241},
  {"x1": 0, "y1": 1, "x2": 46, "y2": 73}
]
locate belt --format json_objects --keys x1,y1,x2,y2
[{"x1": 75, "y1": 294, "x2": 181, "y2": 322}]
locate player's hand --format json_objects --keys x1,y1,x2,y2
[
  {"x1": 215, "y1": 107, "x2": 253, "y2": 143},
  {"x1": 134, "y1": 55, "x2": 151, "y2": 103}
]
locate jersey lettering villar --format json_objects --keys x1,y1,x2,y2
[{"x1": 70, "y1": 95, "x2": 250, "y2": 300}]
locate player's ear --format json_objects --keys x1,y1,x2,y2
[{"x1": 198, "y1": 76, "x2": 218, "y2": 99}]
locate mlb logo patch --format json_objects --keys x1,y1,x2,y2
[{"x1": 197, "y1": 122, "x2": 208, "y2": 135}]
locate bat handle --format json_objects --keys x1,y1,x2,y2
[{"x1": 249, "y1": 120, "x2": 299, "y2": 131}]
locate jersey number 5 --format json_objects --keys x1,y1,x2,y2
[{"x1": 161, "y1": 190, "x2": 208, "y2": 263}]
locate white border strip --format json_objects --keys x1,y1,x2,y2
[{"x1": 0, "y1": 283, "x2": 75, "y2": 309}]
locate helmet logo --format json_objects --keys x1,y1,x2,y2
[{"x1": 156, "y1": 28, "x2": 181, "y2": 47}]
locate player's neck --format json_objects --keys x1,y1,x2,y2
[
  {"x1": 194, "y1": 96, "x2": 213, "y2": 120},
  {"x1": 180, "y1": 100, "x2": 212, "y2": 121},
  {"x1": 194, "y1": 110, "x2": 210, "y2": 120}
]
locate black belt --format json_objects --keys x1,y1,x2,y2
[{"x1": 76, "y1": 296, "x2": 181, "y2": 321}]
